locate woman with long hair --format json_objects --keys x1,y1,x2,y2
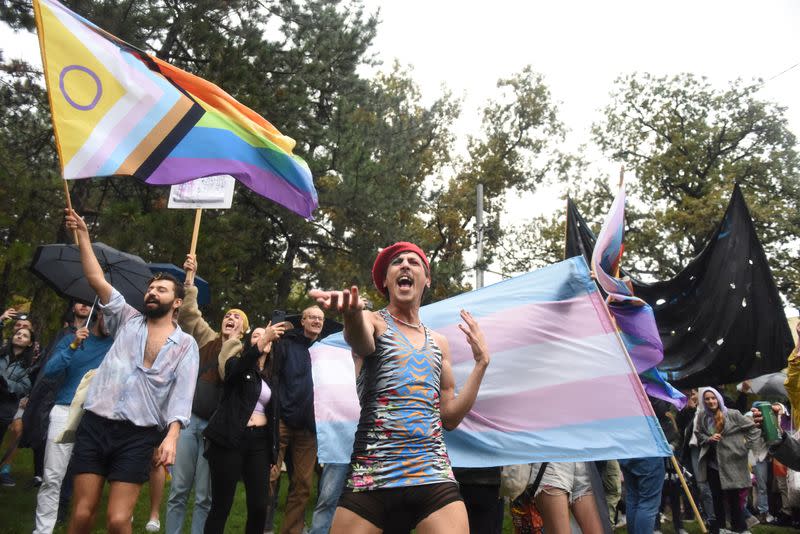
[
  {"x1": 0, "y1": 327, "x2": 35, "y2": 442},
  {"x1": 694, "y1": 387, "x2": 760, "y2": 534},
  {"x1": 203, "y1": 322, "x2": 285, "y2": 534}
]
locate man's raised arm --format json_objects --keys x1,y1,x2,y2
[
  {"x1": 64, "y1": 208, "x2": 114, "y2": 304},
  {"x1": 309, "y1": 285, "x2": 375, "y2": 357},
  {"x1": 439, "y1": 310, "x2": 490, "y2": 430}
]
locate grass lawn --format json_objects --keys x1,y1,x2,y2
[{"x1": 1, "y1": 448, "x2": 796, "y2": 533}]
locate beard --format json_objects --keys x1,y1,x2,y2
[{"x1": 142, "y1": 298, "x2": 173, "y2": 319}]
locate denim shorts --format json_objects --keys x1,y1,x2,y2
[{"x1": 531, "y1": 461, "x2": 593, "y2": 503}]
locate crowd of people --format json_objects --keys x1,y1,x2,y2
[{"x1": 1, "y1": 209, "x2": 800, "y2": 534}]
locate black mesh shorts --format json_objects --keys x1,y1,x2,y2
[
  {"x1": 337, "y1": 481, "x2": 463, "y2": 532},
  {"x1": 71, "y1": 411, "x2": 162, "y2": 484}
]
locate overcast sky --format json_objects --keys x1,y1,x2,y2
[{"x1": 361, "y1": 0, "x2": 799, "y2": 152}]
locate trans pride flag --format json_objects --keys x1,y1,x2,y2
[
  {"x1": 312, "y1": 257, "x2": 672, "y2": 466},
  {"x1": 591, "y1": 183, "x2": 686, "y2": 408},
  {"x1": 33, "y1": 0, "x2": 317, "y2": 219}
]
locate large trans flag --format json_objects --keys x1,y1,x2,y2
[
  {"x1": 312, "y1": 256, "x2": 672, "y2": 466},
  {"x1": 591, "y1": 183, "x2": 686, "y2": 408},
  {"x1": 33, "y1": 0, "x2": 317, "y2": 219}
]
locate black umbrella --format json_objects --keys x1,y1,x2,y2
[{"x1": 30, "y1": 243, "x2": 153, "y2": 312}]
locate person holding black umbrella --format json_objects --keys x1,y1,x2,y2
[{"x1": 63, "y1": 208, "x2": 199, "y2": 534}]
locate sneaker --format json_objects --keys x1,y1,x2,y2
[
  {"x1": 30, "y1": 475, "x2": 43, "y2": 488},
  {"x1": 678, "y1": 530, "x2": 689, "y2": 534},
  {"x1": 615, "y1": 514, "x2": 627, "y2": 528},
  {"x1": 145, "y1": 519, "x2": 160, "y2": 532},
  {"x1": 0, "y1": 472, "x2": 15, "y2": 486},
  {"x1": 745, "y1": 515, "x2": 760, "y2": 528}
]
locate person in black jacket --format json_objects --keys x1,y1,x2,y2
[
  {"x1": 203, "y1": 322, "x2": 285, "y2": 534},
  {"x1": 268, "y1": 306, "x2": 324, "y2": 534}
]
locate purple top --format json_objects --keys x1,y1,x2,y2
[{"x1": 251, "y1": 378, "x2": 272, "y2": 416}]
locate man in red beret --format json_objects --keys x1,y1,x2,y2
[{"x1": 310, "y1": 242, "x2": 490, "y2": 534}]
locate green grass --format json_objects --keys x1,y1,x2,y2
[
  {"x1": 0, "y1": 447, "x2": 311, "y2": 534},
  {"x1": 1, "y1": 448, "x2": 796, "y2": 533}
]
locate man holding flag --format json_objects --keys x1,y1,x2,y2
[{"x1": 63, "y1": 209, "x2": 198, "y2": 534}]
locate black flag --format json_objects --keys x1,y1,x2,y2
[{"x1": 566, "y1": 184, "x2": 793, "y2": 388}]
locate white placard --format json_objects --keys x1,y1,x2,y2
[{"x1": 168, "y1": 175, "x2": 236, "y2": 209}]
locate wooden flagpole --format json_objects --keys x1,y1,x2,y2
[
  {"x1": 186, "y1": 208, "x2": 202, "y2": 285},
  {"x1": 595, "y1": 294, "x2": 707, "y2": 533},
  {"x1": 63, "y1": 180, "x2": 79, "y2": 245}
]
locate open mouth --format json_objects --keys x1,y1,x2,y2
[
  {"x1": 224, "y1": 320, "x2": 236, "y2": 330},
  {"x1": 397, "y1": 275, "x2": 414, "y2": 289}
]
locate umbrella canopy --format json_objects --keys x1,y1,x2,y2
[
  {"x1": 30, "y1": 243, "x2": 152, "y2": 312},
  {"x1": 738, "y1": 371, "x2": 788, "y2": 399},
  {"x1": 147, "y1": 263, "x2": 211, "y2": 306}
]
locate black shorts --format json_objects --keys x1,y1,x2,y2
[
  {"x1": 71, "y1": 411, "x2": 163, "y2": 484},
  {"x1": 337, "y1": 481, "x2": 463, "y2": 532}
]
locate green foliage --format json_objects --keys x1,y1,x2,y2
[
  {"x1": 2, "y1": 1, "x2": 571, "y2": 339},
  {"x1": 431, "y1": 66, "x2": 566, "y2": 290},
  {"x1": 506, "y1": 73, "x2": 800, "y2": 303},
  {"x1": 591, "y1": 73, "x2": 800, "y2": 300}
]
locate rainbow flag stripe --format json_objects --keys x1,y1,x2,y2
[{"x1": 34, "y1": 0, "x2": 317, "y2": 218}]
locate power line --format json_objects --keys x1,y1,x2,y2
[{"x1": 757, "y1": 61, "x2": 800, "y2": 89}]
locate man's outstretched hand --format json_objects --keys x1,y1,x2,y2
[{"x1": 309, "y1": 286, "x2": 366, "y2": 317}]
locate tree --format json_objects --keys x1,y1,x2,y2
[
  {"x1": 429, "y1": 66, "x2": 566, "y2": 295},
  {"x1": 0, "y1": 1, "x2": 461, "y2": 333},
  {"x1": 589, "y1": 73, "x2": 800, "y2": 301},
  {"x1": 506, "y1": 73, "x2": 800, "y2": 302}
]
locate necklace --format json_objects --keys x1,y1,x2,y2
[{"x1": 388, "y1": 311, "x2": 423, "y2": 329}]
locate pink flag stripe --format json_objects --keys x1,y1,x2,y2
[
  {"x1": 425, "y1": 293, "x2": 618, "y2": 365},
  {"x1": 313, "y1": 384, "x2": 361, "y2": 421},
  {"x1": 76, "y1": 55, "x2": 164, "y2": 177},
  {"x1": 457, "y1": 373, "x2": 654, "y2": 434},
  {"x1": 450, "y1": 332, "x2": 633, "y2": 397}
]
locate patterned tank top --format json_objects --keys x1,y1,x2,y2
[{"x1": 346, "y1": 309, "x2": 455, "y2": 491}]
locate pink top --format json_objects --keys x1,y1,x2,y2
[{"x1": 251, "y1": 378, "x2": 272, "y2": 416}]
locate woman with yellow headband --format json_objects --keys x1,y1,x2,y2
[{"x1": 164, "y1": 254, "x2": 253, "y2": 534}]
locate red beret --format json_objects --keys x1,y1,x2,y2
[{"x1": 372, "y1": 242, "x2": 430, "y2": 294}]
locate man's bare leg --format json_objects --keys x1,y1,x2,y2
[
  {"x1": 329, "y1": 506, "x2": 382, "y2": 534},
  {"x1": 106, "y1": 481, "x2": 143, "y2": 534},
  {"x1": 415, "y1": 501, "x2": 469, "y2": 534},
  {"x1": 68, "y1": 473, "x2": 105, "y2": 534},
  {"x1": 571, "y1": 493, "x2": 604, "y2": 534}
]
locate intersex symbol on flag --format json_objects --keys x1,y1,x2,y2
[{"x1": 34, "y1": 0, "x2": 317, "y2": 219}]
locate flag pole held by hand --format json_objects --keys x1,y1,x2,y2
[
  {"x1": 186, "y1": 208, "x2": 202, "y2": 285},
  {"x1": 62, "y1": 180, "x2": 78, "y2": 245}
]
